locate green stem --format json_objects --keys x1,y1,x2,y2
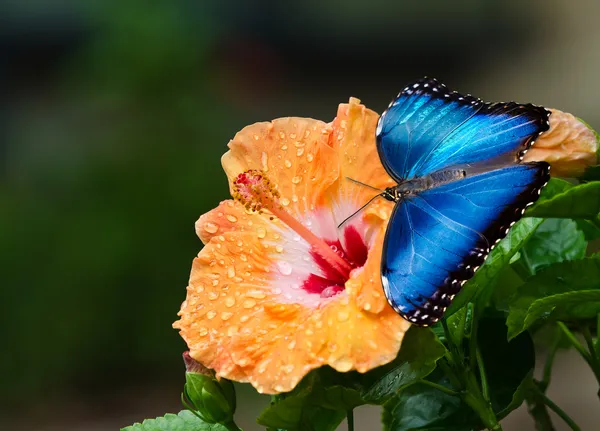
[
  {"x1": 476, "y1": 346, "x2": 490, "y2": 401},
  {"x1": 557, "y1": 322, "x2": 592, "y2": 366},
  {"x1": 540, "y1": 329, "x2": 562, "y2": 392},
  {"x1": 469, "y1": 304, "x2": 480, "y2": 372},
  {"x1": 463, "y1": 383, "x2": 503, "y2": 431},
  {"x1": 531, "y1": 384, "x2": 581, "y2": 431},
  {"x1": 581, "y1": 325, "x2": 600, "y2": 398},
  {"x1": 581, "y1": 326, "x2": 596, "y2": 359},
  {"x1": 526, "y1": 382, "x2": 557, "y2": 431},
  {"x1": 347, "y1": 409, "x2": 354, "y2": 431},
  {"x1": 591, "y1": 216, "x2": 600, "y2": 232},
  {"x1": 442, "y1": 318, "x2": 463, "y2": 367},
  {"x1": 419, "y1": 379, "x2": 461, "y2": 397},
  {"x1": 438, "y1": 356, "x2": 463, "y2": 389},
  {"x1": 224, "y1": 422, "x2": 243, "y2": 431}
]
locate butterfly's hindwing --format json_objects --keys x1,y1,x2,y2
[{"x1": 381, "y1": 163, "x2": 550, "y2": 326}]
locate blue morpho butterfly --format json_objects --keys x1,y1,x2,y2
[{"x1": 341, "y1": 77, "x2": 551, "y2": 326}]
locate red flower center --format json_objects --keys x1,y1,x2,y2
[{"x1": 304, "y1": 225, "x2": 368, "y2": 298}]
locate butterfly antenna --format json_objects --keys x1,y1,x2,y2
[
  {"x1": 345, "y1": 177, "x2": 383, "y2": 192},
  {"x1": 337, "y1": 193, "x2": 383, "y2": 229}
]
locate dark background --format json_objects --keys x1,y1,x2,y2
[{"x1": 2, "y1": 1, "x2": 599, "y2": 430}]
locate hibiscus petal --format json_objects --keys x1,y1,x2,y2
[
  {"x1": 524, "y1": 108, "x2": 599, "y2": 177},
  {"x1": 221, "y1": 118, "x2": 340, "y2": 219}
]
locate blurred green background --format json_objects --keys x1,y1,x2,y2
[{"x1": 2, "y1": 1, "x2": 599, "y2": 430}]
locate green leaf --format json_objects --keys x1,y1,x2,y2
[
  {"x1": 526, "y1": 181, "x2": 600, "y2": 219},
  {"x1": 524, "y1": 290, "x2": 600, "y2": 328},
  {"x1": 362, "y1": 327, "x2": 446, "y2": 404},
  {"x1": 257, "y1": 390, "x2": 345, "y2": 431},
  {"x1": 256, "y1": 372, "x2": 348, "y2": 431},
  {"x1": 121, "y1": 410, "x2": 228, "y2": 431},
  {"x1": 496, "y1": 372, "x2": 534, "y2": 420},
  {"x1": 537, "y1": 178, "x2": 573, "y2": 202},
  {"x1": 491, "y1": 266, "x2": 525, "y2": 312},
  {"x1": 507, "y1": 257, "x2": 600, "y2": 339},
  {"x1": 448, "y1": 217, "x2": 544, "y2": 315},
  {"x1": 576, "y1": 218, "x2": 600, "y2": 240},
  {"x1": 445, "y1": 306, "x2": 471, "y2": 348},
  {"x1": 477, "y1": 318, "x2": 535, "y2": 416},
  {"x1": 312, "y1": 385, "x2": 365, "y2": 411},
  {"x1": 520, "y1": 218, "x2": 586, "y2": 275},
  {"x1": 382, "y1": 371, "x2": 478, "y2": 431}
]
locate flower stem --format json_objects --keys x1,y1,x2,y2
[
  {"x1": 557, "y1": 322, "x2": 592, "y2": 365},
  {"x1": 540, "y1": 329, "x2": 562, "y2": 392},
  {"x1": 580, "y1": 325, "x2": 600, "y2": 398},
  {"x1": 531, "y1": 383, "x2": 581, "y2": 431},
  {"x1": 419, "y1": 379, "x2": 461, "y2": 397},
  {"x1": 462, "y1": 378, "x2": 503, "y2": 431},
  {"x1": 526, "y1": 383, "x2": 557, "y2": 431},
  {"x1": 347, "y1": 409, "x2": 354, "y2": 431},
  {"x1": 476, "y1": 346, "x2": 490, "y2": 401}
]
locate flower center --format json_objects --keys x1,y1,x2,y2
[{"x1": 233, "y1": 170, "x2": 368, "y2": 297}]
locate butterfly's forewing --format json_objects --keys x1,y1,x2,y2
[
  {"x1": 381, "y1": 163, "x2": 549, "y2": 326},
  {"x1": 376, "y1": 78, "x2": 550, "y2": 181}
]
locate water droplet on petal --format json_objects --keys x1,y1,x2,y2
[
  {"x1": 284, "y1": 159, "x2": 292, "y2": 168},
  {"x1": 212, "y1": 279, "x2": 219, "y2": 286},
  {"x1": 261, "y1": 152, "x2": 269, "y2": 172},
  {"x1": 335, "y1": 357, "x2": 353, "y2": 372},
  {"x1": 243, "y1": 299, "x2": 256, "y2": 309},
  {"x1": 337, "y1": 309, "x2": 349, "y2": 322},
  {"x1": 275, "y1": 245, "x2": 283, "y2": 253},
  {"x1": 246, "y1": 290, "x2": 266, "y2": 299},
  {"x1": 207, "y1": 310, "x2": 217, "y2": 319},
  {"x1": 227, "y1": 267, "x2": 236, "y2": 278},
  {"x1": 296, "y1": 148, "x2": 304, "y2": 157},
  {"x1": 226, "y1": 214, "x2": 238, "y2": 223},
  {"x1": 306, "y1": 153, "x2": 314, "y2": 162},
  {"x1": 198, "y1": 327, "x2": 208, "y2": 336},
  {"x1": 281, "y1": 197, "x2": 290, "y2": 206},
  {"x1": 221, "y1": 311, "x2": 233, "y2": 321},
  {"x1": 225, "y1": 297, "x2": 235, "y2": 307},
  {"x1": 208, "y1": 292, "x2": 219, "y2": 300},
  {"x1": 282, "y1": 364, "x2": 295, "y2": 374},
  {"x1": 204, "y1": 222, "x2": 218, "y2": 234},
  {"x1": 257, "y1": 227, "x2": 267, "y2": 238},
  {"x1": 291, "y1": 175, "x2": 302, "y2": 184},
  {"x1": 277, "y1": 261, "x2": 293, "y2": 275}
]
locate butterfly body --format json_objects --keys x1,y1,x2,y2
[{"x1": 376, "y1": 78, "x2": 550, "y2": 326}]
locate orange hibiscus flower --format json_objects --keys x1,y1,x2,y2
[
  {"x1": 174, "y1": 95, "x2": 598, "y2": 395},
  {"x1": 174, "y1": 97, "x2": 411, "y2": 394}
]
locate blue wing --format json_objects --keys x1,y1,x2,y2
[
  {"x1": 381, "y1": 163, "x2": 549, "y2": 325},
  {"x1": 376, "y1": 78, "x2": 550, "y2": 181}
]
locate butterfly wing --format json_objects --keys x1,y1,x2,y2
[
  {"x1": 381, "y1": 163, "x2": 549, "y2": 325},
  {"x1": 376, "y1": 78, "x2": 550, "y2": 181}
]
